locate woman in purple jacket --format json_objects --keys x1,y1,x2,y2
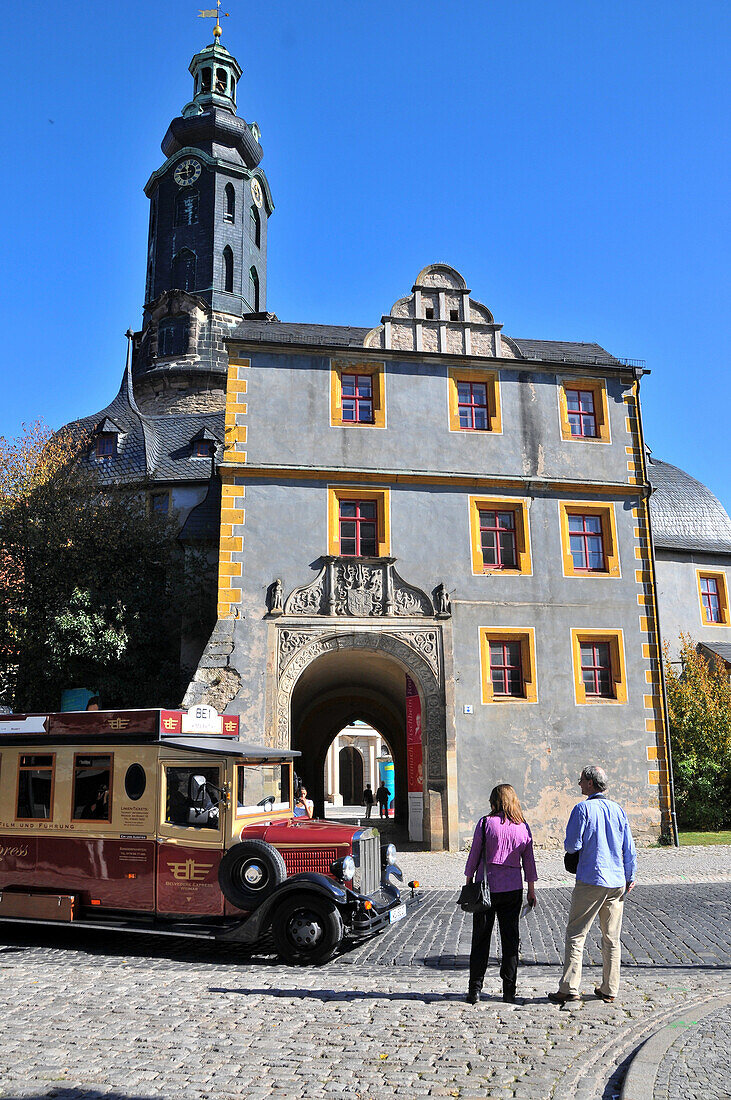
[{"x1": 464, "y1": 784, "x2": 538, "y2": 1004}]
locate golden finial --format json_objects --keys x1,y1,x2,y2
[{"x1": 198, "y1": 0, "x2": 229, "y2": 41}]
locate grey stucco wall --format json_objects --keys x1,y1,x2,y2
[{"x1": 655, "y1": 549, "x2": 731, "y2": 662}]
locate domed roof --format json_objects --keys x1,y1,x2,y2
[{"x1": 648, "y1": 457, "x2": 731, "y2": 553}]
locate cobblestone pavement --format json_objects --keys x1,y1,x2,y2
[
  {"x1": 0, "y1": 869, "x2": 729, "y2": 1100},
  {"x1": 653, "y1": 1001, "x2": 731, "y2": 1100}
]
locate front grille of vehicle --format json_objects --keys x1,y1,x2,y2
[
  {"x1": 280, "y1": 847, "x2": 339, "y2": 876},
  {"x1": 354, "y1": 833, "x2": 380, "y2": 896}
]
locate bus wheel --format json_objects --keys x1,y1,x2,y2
[
  {"x1": 218, "y1": 839, "x2": 286, "y2": 910},
  {"x1": 271, "y1": 896, "x2": 344, "y2": 965}
]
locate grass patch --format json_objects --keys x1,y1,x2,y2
[{"x1": 678, "y1": 830, "x2": 731, "y2": 846}]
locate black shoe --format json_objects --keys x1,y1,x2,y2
[
  {"x1": 547, "y1": 991, "x2": 580, "y2": 1004},
  {"x1": 502, "y1": 982, "x2": 517, "y2": 1004},
  {"x1": 466, "y1": 981, "x2": 481, "y2": 1004},
  {"x1": 594, "y1": 987, "x2": 616, "y2": 1003}
]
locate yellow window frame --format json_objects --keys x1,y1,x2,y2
[
  {"x1": 469, "y1": 497, "x2": 531, "y2": 575},
  {"x1": 330, "y1": 359, "x2": 385, "y2": 428},
  {"x1": 559, "y1": 501, "x2": 620, "y2": 578},
  {"x1": 571, "y1": 629, "x2": 627, "y2": 704},
  {"x1": 327, "y1": 486, "x2": 390, "y2": 557},
  {"x1": 558, "y1": 377, "x2": 610, "y2": 443},
  {"x1": 696, "y1": 569, "x2": 730, "y2": 627},
  {"x1": 479, "y1": 627, "x2": 538, "y2": 704},
  {"x1": 448, "y1": 368, "x2": 502, "y2": 434}
]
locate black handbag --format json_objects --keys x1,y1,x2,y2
[
  {"x1": 564, "y1": 850, "x2": 580, "y2": 874},
  {"x1": 458, "y1": 819, "x2": 492, "y2": 913}
]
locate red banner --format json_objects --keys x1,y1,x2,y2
[{"x1": 405, "y1": 675, "x2": 423, "y2": 792}]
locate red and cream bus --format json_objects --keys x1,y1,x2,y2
[{"x1": 0, "y1": 706, "x2": 419, "y2": 964}]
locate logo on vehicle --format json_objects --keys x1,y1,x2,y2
[{"x1": 167, "y1": 859, "x2": 213, "y2": 881}]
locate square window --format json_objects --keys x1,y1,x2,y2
[
  {"x1": 151, "y1": 492, "x2": 169, "y2": 516},
  {"x1": 72, "y1": 754, "x2": 112, "y2": 822},
  {"x1": 17, "y1": 754, "x2": 55, "y2": 820},
  {"x1": 571, "y1": 630, "x2": 627, "y2": 704},
  {"x1": 193, "y1": 440, "x2": 214, "y2": 458},
  {"x1": 480, "y1": 628, "x2": 537, "y2": 704},
  {"x1": 449, "y1": 370, "x2": 501, "y2": 434},
  {"x1": 470, "y1": 498, "x2": 531, "y2": 574},
  {"x1": 559, "y1": 378, "x2": 610, "y2": 443},
  {"x1": 331, "y1": 361, "x2": 384, "y2": 428},
  {"x1": 560, "y1": 503, "x2": 619, "y2": 578}
]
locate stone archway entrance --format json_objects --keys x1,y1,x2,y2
[{"x1": 273, "y1": 626, "x2": 458, "y2": 849}]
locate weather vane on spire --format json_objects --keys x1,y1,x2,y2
[{"x1": 199, "y1": 0, "x2": 229, "y2": 41}]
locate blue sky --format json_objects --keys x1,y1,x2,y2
[{"x1": 3, "y1": 0, "x2": 729, "y2": 512}]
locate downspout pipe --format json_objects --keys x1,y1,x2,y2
[{"x1": 633, "y1": 368, "x2": 679, "y2": 847}]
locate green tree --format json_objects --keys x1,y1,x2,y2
[
  {"x1": 0, "y1": 421, "x2": 214, "y2": 712},
  {"x1": 663, "y1": 634, "x2": 731, "y2": 830}
]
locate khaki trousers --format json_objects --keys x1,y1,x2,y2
[{"x1": 558, "y1": 880, "x2": 625, "y2": 997}]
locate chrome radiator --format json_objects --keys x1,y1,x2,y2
[{"x1": 353, "y1": 830, "x2": 380, "y2": 896}]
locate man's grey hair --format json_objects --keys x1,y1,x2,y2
[{"x1": 581, "y1": 765, "x2": 608, "y2": 791}]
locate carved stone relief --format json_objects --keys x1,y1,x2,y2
[{"x1": 281, "y1": 557, "x2": 442, "y2": 619}]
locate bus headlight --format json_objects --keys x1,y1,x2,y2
[{"x1": 331, "y1": 855, "x2": 356, "y2": 881}]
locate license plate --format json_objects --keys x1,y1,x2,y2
[{"x1": 389, "y1": 903, "x2": 407, "y2": 924}]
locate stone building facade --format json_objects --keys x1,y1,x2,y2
[{"x1": 184, "y1": 263, "x2": 674, "y2": 850}]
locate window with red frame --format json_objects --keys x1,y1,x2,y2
[
  {"x1": 457, "y1": 380, "x2": 490, "y2": 430},
  {"x1": 341, "y1": 373, "x2": 374, "y2": 423},
  {"x1": 489, "y1": 641, "x2": 523, "y2": 697},
  {"x1": 568, "y1": 514, "x2": 605, "y2": 570},
  {"x1": 479, "y1": 510, "x2": 517, "y2": 569},
  {"x1": 95, "y1": 433, "x2": 116, "y2": 458},
  {"x1": 580, "y1": 642, "x2": 612, "y2": 697},
  {"x1": 193, "y1": 440, "x2": 214, "y2": 458},
  {"x1": 701, "y1": 576, "x2": 722, "y2": 623},
  {"x1": 339, "y1": 499, "x2": 378, "y2": 557},
  {"x1": 566, "y1": 389, "x2": 597, "y2": 438}
]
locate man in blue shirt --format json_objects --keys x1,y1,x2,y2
[{"x1": 548, "y1": 765, "x2": 636, "y2": 1005}]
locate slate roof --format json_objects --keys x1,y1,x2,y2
[
  {"x1": 227, "y1": 320, "x2": 623, "y2": 366},
  {"x1": 699, "y1": 642, "x2": 731, "y2": 666},
  {"x1": 69, "y1": 362, "x2": 224, "y2": 488},
  {"x1": 511, "y1": 338, "x2": 622, "y2": 366},
  {"x1": 648, "y1": 457, "x2": 731, "y2": 554}
]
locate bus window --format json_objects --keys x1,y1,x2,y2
[
  {"x1": 72, "y1": 755, "x2": 112, "y2": 821},
  {"x1": 165, "y1": 766, "x2": 221, "y2": 829},
  {"x1": 17, "y1": 754, "x2": 55, "y2": 820},
  {"x1": 124, "y1": 763, "x2": 146, "y2": 801},
  {"x1": 236, "y1": 763, "x2": 290, "y2": 815}
]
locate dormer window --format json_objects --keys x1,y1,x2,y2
[
  {"x1": 95, "y1": 433, "x2": 116, "y2": 458},
  {"x1": 194, "y1": 440, "x2": 214, "y2": 458}
]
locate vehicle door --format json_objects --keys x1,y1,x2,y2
[{"x1": 156, "y1": 758, "x2": 227, "y2": 916}]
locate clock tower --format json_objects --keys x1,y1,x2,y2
[{"x1": 133, "y1": 31, "x2": 274, "y2": 413}]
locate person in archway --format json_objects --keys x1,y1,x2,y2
[
  {"x1": 376, "y1": 781, "x2": 390, "y2": 819},
  {"x1": 362, "y1": 783, "x2": 374, "y2": 819},
  {"x1": 294, "y1": 784, "x2": 314, "y2": 819}
]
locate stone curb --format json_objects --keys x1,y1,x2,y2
[{"x1": 620, "y1": 993, "x2": 731, "y2": 1100}]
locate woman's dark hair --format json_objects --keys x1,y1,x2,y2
[{"x1": 489, "y1": 783, "x2": 525, "y2": 825}]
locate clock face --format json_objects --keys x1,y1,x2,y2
[
  {"x1": 250, "y1": 177, "x2": 263, "y2": 208},
  {"x1": 174, "y1": 159, "x2": 201, "y2": 187}
]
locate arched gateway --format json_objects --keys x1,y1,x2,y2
[{"x1": 269, "y1": 558, "x2": 458, "y2": 850}]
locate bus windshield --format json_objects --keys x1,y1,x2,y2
[{"x1": 236, "y1": 763, "x2": 290, "y2": 815}]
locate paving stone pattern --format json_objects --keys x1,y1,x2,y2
[
  {"x1": 653, "y1": 1004, "x2": 731, "y2": 1100},
  {"x1": 0, "y1": 882, "x2": 729, "y2": 1100}
]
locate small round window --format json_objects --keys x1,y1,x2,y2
[{"x1": 124, "y1": 763, "x2": 147, "y2": 801}]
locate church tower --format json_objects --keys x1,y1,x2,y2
[{"x1": 133, "y1": 27, "x2": 274, "y2": 414}]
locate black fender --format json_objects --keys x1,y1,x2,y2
[
  {"x1": 381, "y1": 862, "x2": 404, "y2": 890},
  {"x1": 217, "y1": 873, "x2": 348, "y2": 945}
]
